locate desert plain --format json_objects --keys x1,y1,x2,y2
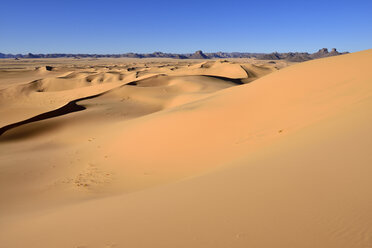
[{"x1": 0, "y1": 50, "x2": 372, "y2": 247}]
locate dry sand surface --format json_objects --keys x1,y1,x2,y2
[{"x1": 0, "y1": 51, "x2": 371, "y2": 248}]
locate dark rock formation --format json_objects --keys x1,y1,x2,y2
[
  {"x1": 329, "y1": 48, "x2": 340, "y2": 56},
  {"x1": 188, "y1": 50, "x2": 209, "y2": 59},
  {"x1": 256, "y1": 52, "x2": 281, "y2": 60},
  {"x1": 282, "y1": 52, "x2": 312, "y2": 62},
  {"x1": 311, "y1": 48, "x2": 330, "y2": 59}
]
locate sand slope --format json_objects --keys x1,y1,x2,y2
[{"x1": 1, "y1": 50, "x2": 372, "y2": 247}]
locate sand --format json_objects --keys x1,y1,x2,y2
[{"x1": 0, "y1": 51, "x2": 371, "y2": 248}]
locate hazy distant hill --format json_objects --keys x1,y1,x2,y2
[
  {"x1": 0, "y1": 48, "x2": 347, "y2": 61},
  {"x1": 188, "y1": 50, "x2": 209, "y2": 59}
]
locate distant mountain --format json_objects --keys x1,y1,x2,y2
[
  {"x1": 188, "y1": 50, "x2": 209, "y2": 59},
  {"x1": 252, "y1": 48, "x2": 347, "y2": 62},
  {"x1": 256, "y1": 52, "x2": 282, "y2": 60},
  {"x1": 0, "y1": 48, "x2": 348, "y2": 62},
  {"x1": 310, "y1": 48, "x2": 343, "y2": 59}
]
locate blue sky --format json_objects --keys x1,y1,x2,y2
[{"x1": 1, "y1": 0, "x2": 371, "y2": 54}]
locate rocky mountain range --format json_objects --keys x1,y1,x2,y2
[{"x1": 0, "y1": 48, "x2": 347, "y2": 62}]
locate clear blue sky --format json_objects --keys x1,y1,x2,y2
[{"x1": 1, "y1": 0, "x2": 371, "y2": 54}]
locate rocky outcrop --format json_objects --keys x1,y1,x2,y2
[
  {"x1": 256, "y1": 52, "x2": 281, "y2": 60},
  {"x1": 188, "y1": 50, "x2": 209, "y2": 59}
]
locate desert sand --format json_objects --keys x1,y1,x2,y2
[{"x1": 0, "y1": 50, "x2": 372, "y2": 248}]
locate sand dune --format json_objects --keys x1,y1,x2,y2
[
  {"x1": 0, "y1": 59, "x2": 273, "y2": 127},
  {"x1": 0, "y1": 51, "x2": 372, "y2": 247},
  {"x1": 0, "y1": 58, "x2": 278, "y2": 211}
]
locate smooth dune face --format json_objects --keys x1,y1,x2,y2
[{"x1": 0, "y1": 51, "x2": 372, "y2": 248}]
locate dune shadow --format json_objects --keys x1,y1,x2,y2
[
  {"x1": 0, "y1": 94, "x2": 101, "y2": 140},
  {"x1": 203, "y1": 75, "x2": 245, "y2": 85}
]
